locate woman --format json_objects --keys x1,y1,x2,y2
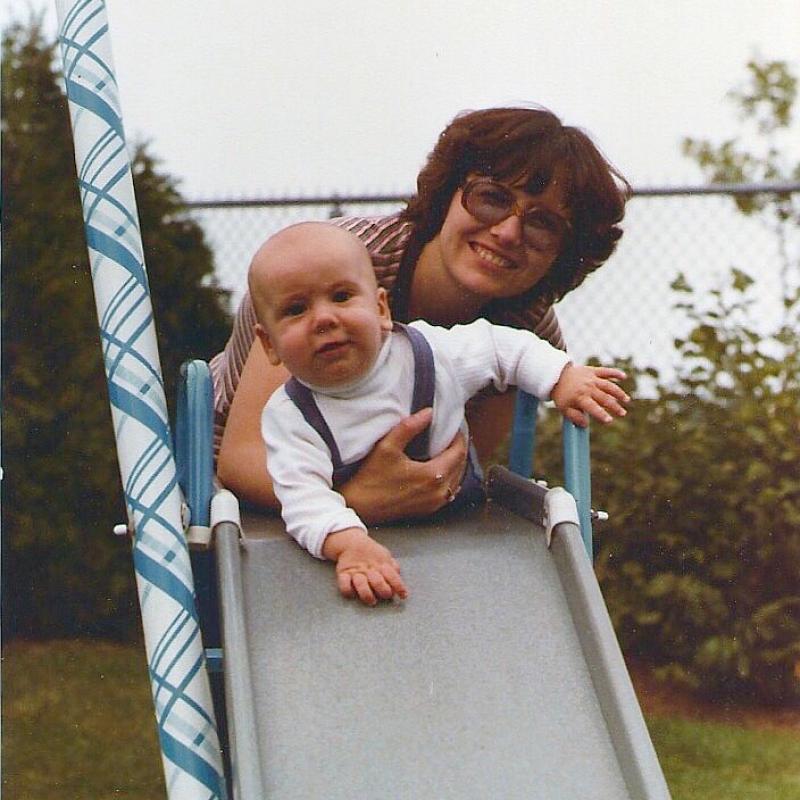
[{"x1": 211, "y1": 105, "x2": 629, "y2": 518}]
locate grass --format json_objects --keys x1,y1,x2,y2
[
  {"x1": 647, "y1": 715, "x2": 800, "y2": 800},
  {"x1": 4, "y1": 640, "x2": 800, "y2": 799},
  {"x1": 3, "y1": 640, "x2": 165, "y2": 800}
]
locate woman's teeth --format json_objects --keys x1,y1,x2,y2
[{"x1": 473, "y1": 244, "x2": 514, "y2": 269}]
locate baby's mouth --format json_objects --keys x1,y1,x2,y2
[{"x1": 316, "y1": 340, "x2": 349, "y2": 356}]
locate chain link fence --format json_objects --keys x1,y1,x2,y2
[{"x1": 186, "y1": 183, "x2": 800, "y2": 381}]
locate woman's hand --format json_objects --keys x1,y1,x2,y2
[{"x1": 340, "y1": 408, "x2": 468, "y2": 524}]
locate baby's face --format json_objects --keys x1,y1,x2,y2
[{"x1": 256, "y1": 238, "x2": 392, "y2": 388}]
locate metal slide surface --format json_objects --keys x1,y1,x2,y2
[{"x1": 215, "y1": 474, "x2": 670, "y2": 799}]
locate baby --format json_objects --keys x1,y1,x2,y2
[{"x1": 250, "y1": 222, "x2": 629, "y2": 606}]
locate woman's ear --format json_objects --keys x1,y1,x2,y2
[
  {"x1": 254, "y1": 323, "x2": 282, "y2": 366},
  {"x1": 377, "y1": 287, "x2": 393, "y2": 332}
]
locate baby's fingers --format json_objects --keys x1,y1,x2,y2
[
  {"x1": 580, "y1": 392, "x2": 624, "y2": 424},
  {"x1": 338, "y1": 569, "x2": 391, "y2": 606},
  {"x1": 591, "y1": 367, "x2": 627, "y2": 382},
  {"x1": 586, "y1": 401, "x2": 613, "y2": 424},
  {"x1": 364, "y1": 569, "x2": 395, "y2": 602},
  {"x1": 564, "y1": 407, "x2": 590, "y2": 428},
  {"x1": 595, "y1": 391, "x2": 628, "y2": 420},
  {"x1": 599, "y1": 378, "x2": 631, "y2": 404},
  {"x1": 360, "y1": 565, "x2": 408, "y2": 603},
  {"x1": 380, "y1": 563, "x2": 409, "y2": 600},
  {"x1": 337, "y1": 569, "x2": 378, "y2": 605},
  {"x1": 351, "y1": 573, "x2": 377, "y2": 606},
  {"x1": 337, "y1": 571, "x2": 358, "y2": 600}
]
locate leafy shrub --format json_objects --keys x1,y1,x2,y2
[
  {"x1": 534, "y1": 58, "x2": 800, "y2": 704},
  {"x1": 532, "y1": 270, "x2": 800, "y2": 704}
]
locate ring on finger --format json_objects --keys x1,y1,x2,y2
[
  {"x1": 445, "y1": 486, "x2": 456, "y2": 503},
  {"x1": 435, "y1": 473, "x2": 445, "y2": 482}
]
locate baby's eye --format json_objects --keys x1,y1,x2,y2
[
  {"x1": 282, "y1": 301, "x2": 306, "y2": 317},
  {"x1": 332, "y1": 289, "x2": 353, "y2": 303}
]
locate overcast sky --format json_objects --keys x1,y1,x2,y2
[{"x1": 9, "y1": 0, "x2": 798, "y2": 199}]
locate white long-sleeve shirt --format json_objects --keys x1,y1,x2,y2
[{"x1": 262, "y1": 318, "x2": 570, "y2": 558}]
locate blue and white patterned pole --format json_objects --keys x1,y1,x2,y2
[{"x1": 55, "y1": 2, "x2": 224, "y2": 797}]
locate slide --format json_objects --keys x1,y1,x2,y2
[{"x1": 209, "y1": 468, "x2": 671, "y2": 799}]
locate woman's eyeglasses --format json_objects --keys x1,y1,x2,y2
[{"x1": 460, "y1": 178, "x2": 571, "y2": 251}]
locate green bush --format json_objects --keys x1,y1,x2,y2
[
  {"x1": 607, "y1": 273, "x2": 798, "y2": 704},
  {"x1": 534, "y1": 271, "x2": 800, "y2": 703},
  {"x1": 2, "y1": 17, "x2": 231, "y2": 639},
  {"x1": 535, "y1": 59, "x2": 800, "y2": 704}
]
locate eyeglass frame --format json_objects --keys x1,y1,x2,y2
[{"x1": 459, "y1": 177, "x2": 572, "y2": 251}]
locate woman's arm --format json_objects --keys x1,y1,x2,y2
[
  {"x1": 216, "y1": 341, "x2": 288, "y2": 508},
  {"x1": 466, "y1": 390, "x2": 517, "y2": 466},
  {"x1": 216, "y1": 340, "x2": 469, "y2": 520}
]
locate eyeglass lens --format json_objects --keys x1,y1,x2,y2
[{"x1": 463, "y1": 181, "x2": 567, "y2": 249}]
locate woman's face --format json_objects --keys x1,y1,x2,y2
[{"x1": 435, "y1": 174, "x2": 571, "y2": 304}]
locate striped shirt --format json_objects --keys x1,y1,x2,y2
[{"x1": 209, "y1": 213, "x2": 565, "y2": 461}]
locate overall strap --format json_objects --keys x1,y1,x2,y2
[
  {"x1": 393, "y1": 323, "x2": 435, "y2": 461},
  {"x1": 284, "y1": 378, "x2": 349, "y2": 481}
]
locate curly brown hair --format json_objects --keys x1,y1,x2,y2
[{"x1": 401, "y1": 106, "x2": 631, "y2": 310}]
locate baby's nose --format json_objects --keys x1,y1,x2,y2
[{"x1": 312, "y1": 302, "x2": 338, "y2": 331}]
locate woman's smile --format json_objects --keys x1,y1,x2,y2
[{"x1": 470, "y1": 242, "x2": 519, "y2": 270}]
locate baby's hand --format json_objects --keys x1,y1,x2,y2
[
  {"x1": 322, "y1": 527, "x2": 409, "y2": 606},
  {"x1": 551, "y1": 364, "x2": 630, "y2": 427}
]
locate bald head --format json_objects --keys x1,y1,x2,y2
[
  {"x1": 249, "y1": 222, "x2": 377, "y2": 324},
  {"x1": 249, "y1": 221, "x2": 393, "y2": 387}
]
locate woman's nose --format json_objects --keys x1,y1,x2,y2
[{"x1": 489, "y1": 212, "x2": 524, "y2": 246}]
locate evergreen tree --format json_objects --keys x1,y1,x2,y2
[{"x1": 2, "y1": 16, "x2": 231, "y2": 638}]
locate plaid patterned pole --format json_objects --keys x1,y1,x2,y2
[{"x1": 55, "y1": 2, "x2": 224, "y2": 796}]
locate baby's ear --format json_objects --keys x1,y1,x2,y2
[
  {"x1": 377, "y1": 287, "x2": 393, "y2": 332},
  {"x1": 254, "y1": 323, "x2": 282, "y2": 366}
]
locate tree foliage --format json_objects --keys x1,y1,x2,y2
[
  {"x1": 683, "y1": 58, "x2": 799, "y2": 212},
  {"x1": 535, "y1": 59, "x2": 800, "y2": 704},
  {"x1": 2, "y1": 17, "x2": 232, "y2": 639}
]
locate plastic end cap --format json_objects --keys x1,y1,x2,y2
[{"x1": 543, "y1": 486, "x2": 579, "y2": 547}]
